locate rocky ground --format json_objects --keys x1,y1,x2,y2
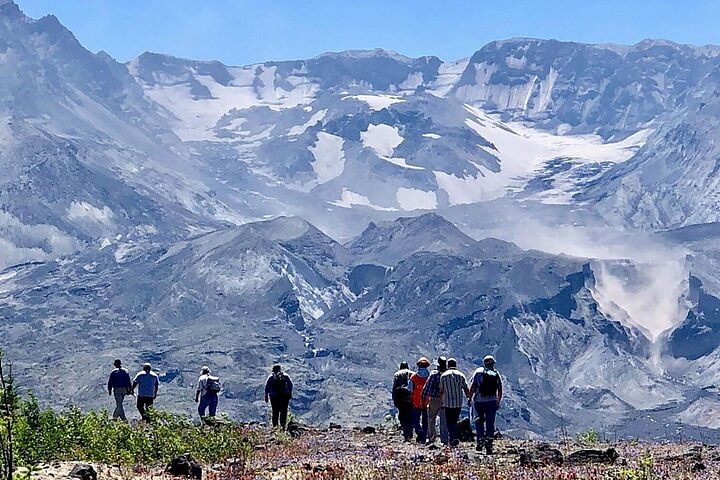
[{"x1": 34, "y1": 426, "x2": 720, "y2": 479}]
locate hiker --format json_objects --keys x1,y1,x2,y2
[
  {"x1": 439, "y1": 358, "x2": 470, "y2": 447},
  {"x1": 391, "y1": 361, "x2": 414, "y2": 441},
  {"x1": 422, "y1": 356, "x2": 449, "y2": 445},
  {"x1": 265, "y1": 364, "x2": 293, "y2": 429},
  {"x1": 408, "y1": 357, "x2": 431, "y2": 444},
  {"x1": 131, "y1": 363, "x2": 159, "y2": 421},
  {"x1": 469, "y1": 355, "x2": 503, "y2": 454},
  {"x1": 195, "y1": 366, "x2": 221, "y2": 419},
  {"x1": 107, "y1": 359, "x2": 132, "y2": 421}
]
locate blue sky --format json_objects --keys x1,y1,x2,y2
[{"x1": 16, "y1": 0, "x2": 720, "y2": 65}]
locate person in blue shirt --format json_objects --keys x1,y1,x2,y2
[
  {"x1": 107, "y1": 359, "x2": 132, "y2": 421},
  {"x1": 264, "y1": 364, "x2": 293, "y2": 429},
  {"x1": 131, "y1": 363, "x2": 159, "y2": 421}
]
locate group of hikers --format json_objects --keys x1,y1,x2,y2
[
  {"x1": 392, "y1": 355, "x2": 502, "y2": 454},
  {"x1": 106, "y1": 354, "x2": 502, "y2": 452},
  {"x1": 106, "y1": 360, "x2": 294, "y2": 428}
]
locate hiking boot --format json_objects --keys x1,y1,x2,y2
[
  {"x1": 485, "y1": 440, "x2": 494, "y2": 455},
  {"x1": 475, "y1": 442, "x2": 483, "y2": 452}
]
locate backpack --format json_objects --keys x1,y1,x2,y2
[
  {"x1": 393, "y1": 371, "x2": 412, "y2": 405},
  {"x1": 272, "y1": 373, "x2": 287, "y2": 394},
  {"x1": 476, "y1": 368, "x2": 500, "y2": 398},
  {"x1": 206, "y1": 376, "x2": 221, "y2": 393}
]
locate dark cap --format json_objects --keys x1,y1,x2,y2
[
  {"x1": 437, "y1": 356, "x2": 447, "y2": 370},
  {"x1": 113, "y1": 359, "x2": 122, "y2": 368},
  {"x1": 447, "y1": 358, "x2": 457, "y2": 369},
  {"x1": 272, "y1": 364, "x2": 282, "y2": 373},
  {"x1": 399, "y1": 361, "x2": 409, "y2": 370}
]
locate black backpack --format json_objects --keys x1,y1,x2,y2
[
  {"x1": 272, "y1": 374, "x2": 287, "y2": 394},
  {"x1": 206, "y1": 375, "x2": 221, "y2": 393},
  {"x1": 476, "y1": 368, "x2": 500, "y2": 398}
]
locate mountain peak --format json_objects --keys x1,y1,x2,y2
[
  {"x1": 315, "y1": 48, "x2": 413, "y2": 63},
  {"x1": 0, "y1": 0, "x2": 23, "y2": 19},
  {"x1": 348, "y1": 213, "x2": 479, "y2": 265}
]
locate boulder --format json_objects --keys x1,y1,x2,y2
[
  {"x1": 166, "y1": 454, "x2": 202, "y2": 479},
  {"x1": 518, "y1": 443, "x2": 564, "y2": 467},
  {"x1": 566, "y1": 448, "x2": 619, "y2": 465},
  {"x1": 362, "y1": 426, "x2": 376, "y2": 434},
  {"x1": 69, "y1": 463, "x2": 97, "y2": 480}
]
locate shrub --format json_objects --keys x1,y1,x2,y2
[
  {"x1": 576, "y1": 428, "x2": 600, "y2": 445},
  {"x1": 12, "y1": 398, "x2": 257, "y2": 468}
]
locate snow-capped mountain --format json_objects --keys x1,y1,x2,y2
[{"x1": 2, "y1": 0, "x2": 720, "y2": 438}]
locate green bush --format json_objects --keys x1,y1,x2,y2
[
  {"x1": 575, "y1": 428, "x2": 600, "y2": 445},
  {"x1": 12, "y1": 396, "x2": 257, "y2": 468}
]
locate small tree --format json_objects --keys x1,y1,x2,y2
[{"x1": 0, "y1": 350, "x2": 17, "y2": 480}]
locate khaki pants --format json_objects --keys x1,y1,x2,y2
[
  {"x1": 113, "y1": 388, "x2": 128, "y2": 421},
  {"x1": 427, "y1": 397, "x2": 448, "y2": 444}
]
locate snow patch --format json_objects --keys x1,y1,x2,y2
[
  {"x1": 308, "y1": 132, "x2": 345, "y2": 184},
  {"x1": 344, "y1": 94, "x2": 404, "y2": 110},
  {"x1": 331, "y1": 188, "x2": 397, "y2": 211},
  {"x1": 361, "y1": 124, "x2": 403, "y2": 157},
  {"x1": 422, "y1": 133, "x2": 442, "y2": 139},
  {"x1": 288, "y1": 109, "x2": 327, "y2": 136},
  {"x1": 396, "y1": 188, "x2": 438, "y2": 210},
  {"x1": 67, "y1": 201, "x2": 114, "y2": 226}
]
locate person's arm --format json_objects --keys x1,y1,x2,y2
[
  {"x1": 286, "y1": 375, "x2": 293, "y2": 399},
  {"x1": 497, "y1": 377, "x2": 503, "y2": 407},
  {"x1": 154, "y1": 376, "x2": 159, "y2": 397},
  {"x1": 408, "y1": 375, "x2": 414, "y2": 394},
  {"x1": 108, "y1": 372, "x2": 113, "y2": 396},
  {"x1": 131, "y1": 374, "x2": 138, "y2": 394},
  {"x1": 462, "y1": 376, "x2": 471, "y2": 399},
  {"x1": 264, "y1": 376, "x2": 271, "y2": 403},
  {"x1": 468, "y1": 373, "x2": 476, "y2": 399},
  {"x1": 195, "y1": 379, "x2": 201, "y2": 403}
]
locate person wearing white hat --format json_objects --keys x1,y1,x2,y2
[
  {"x1": 131, "y1": 362, "x2": 159, "y2": 421},
  {"x1": 195, "y1": 366, "x2": 221, "y2": 420},
  {"x1": 469, "y1": 355, "x2": 503, "y2": 454}
]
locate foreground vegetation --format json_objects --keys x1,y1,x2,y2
[{"x1": 0, "y1": 351, "x2": 256, "y2": 479}]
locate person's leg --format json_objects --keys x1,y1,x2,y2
[
  {"x1": 485, "y1": 402, "x2": 498, "y2": 454},
  {"x1": 426, "y1": 398, "x2": 439, "y2": 443},
  {"x1": 279, "y1": 397, "x2": 289, "y2": 429},
  {"x1": 208, "y1": 394, "x2": 218, "y2": 417},
  {"x1": 439, "y1": 408, "x2": 449, "y2": 445},
  {"x1": 445, "y1": 407, "x2": 460, "y2": 446},
  {"x1": 198, "y1": 395, "x2": 209, "y2": 418},
  {"x1": 399, "y1": 404, "x2": 413, "y2": 440},
  {"x1": 270, "y1": 396, "x2": 280, "y2": 427},
  {"x1": 474, "y1": 402, "x2": 486, "y2": 445},
  {"x1": 137, "y1": 396, "x2": 146, "y2": 420},
  {"x1": 419, "y1": 408, "x2": 428, "y2": 443},
  {"x1": 412, "y1": 408, "x2": 421, "y2": 440},
  {"x1": 113, "y1": 390, "x2": 126, "y2": 421}
]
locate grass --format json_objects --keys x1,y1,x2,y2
[{"x1": 10, "y1": 395, "x2": 257, "y2": 471}]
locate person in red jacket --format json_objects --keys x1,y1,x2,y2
[{"x1": 408, "y1": 356, "x2": 431, "y2": 444}]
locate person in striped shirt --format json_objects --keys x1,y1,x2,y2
[
  {"x1": 439, "y1": 358, "x2": 470, "y2": 447},
  {"x1": 422, "y1": 356, "x2": 448, "y2": 445}
]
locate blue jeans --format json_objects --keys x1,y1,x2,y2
[
  {"x1": 412, "y1": 407, "x2": 428, "y2": 443},
  {"x1": 198, "y1": 393, "x2": 218, "y2": 417},
  {"x1": 474, "y1": 401, "x2": 498, "y2": 441}
]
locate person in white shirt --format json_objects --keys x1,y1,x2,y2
[
  {"x1": 439, "y1": 358, "x2": 470, "y2": 447},
  {"x1": 195, "y1": 366, "x2": 220, "y2": 419}
]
